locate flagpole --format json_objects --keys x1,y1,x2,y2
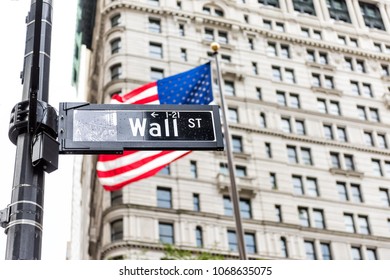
[{"x1": 211, "y1": 43, "x2": 247, "y2": 260}]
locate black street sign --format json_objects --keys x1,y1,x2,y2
[{"x1": 58, "y1": 103, "x2": 224, "y2": 154}]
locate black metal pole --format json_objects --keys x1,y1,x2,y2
[{"x1": 4, "y1": 0, "x2": 53, "y2": 260}]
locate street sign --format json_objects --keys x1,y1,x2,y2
[{"x1": 58, "y1": 103, "x2": 224, "y2": 154}]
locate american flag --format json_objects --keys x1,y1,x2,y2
[{"x1": 97, "y1": 62, "x2": 213, "y2": 191}]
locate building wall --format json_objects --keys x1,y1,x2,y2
[{"x1": 75, "y1": 0, "x2": 390, "y2": 260}]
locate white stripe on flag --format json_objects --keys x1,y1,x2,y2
[{"x1": 97, "y1": 151, "x2": 188, "y2": 187}]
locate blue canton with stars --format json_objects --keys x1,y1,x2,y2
[{"x1": 157, "y1": 62, "x2": 213, "y2": 105}]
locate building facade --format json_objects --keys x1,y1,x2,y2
[{"x1": 71, "y1": 0, "x2": 390, "y2": 260}]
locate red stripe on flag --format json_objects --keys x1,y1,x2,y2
[
  {"x1": 98, "y1": 151, "x2": 191, "y2": 191},
  {"x1": 97, "y1": 151, "x2": 175, "y2": 178},
  {"x1": 132, "y1": 94, "x2": 159, "y2": 104},
  {"x1": 118, "y1": 82, "x2": 157, "y2": 101}
]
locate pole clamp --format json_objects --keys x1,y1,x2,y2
[
  {"x1": 8, "y1": 100, "x2": 58, "y2": 145},
  {"x1": 0, "y1": 206, "x2": 10, "y2": 228}
]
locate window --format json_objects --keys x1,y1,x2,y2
[
  {"x1": 357, "y1": 215, "x2": 370, "y2": 234},
  {"x1": 227, "y1": 231, "x2": 257, "y2": 253},
  {"x1": 267, "y1": 42, "x2": 277, "y2": 56},
  {"x1": 306, "y1": 177, "x2": 319, "y2": 197},
  {"x1": 190, "y1": 161, "x2": 198, "y2": 179},
  {"x1": 224, "y1": 80, "x2": 235, "y2": 96},
  {"x1": 372, "y1": 159, "x2": 383, "y2": 176},
  {"x1": 180, "y1": 48, "x2": 187, "y2": 61},
  {"x1": 337, "y1": 182, "x2": 348, "y2": 201},
  {"x1": 150, "y1": 68, "x2": 164, "y2": 80},
  {"x1": 301, "y1": 148, "x2": 312, "y2": 165},
  {"x1": 324, "y1": 125, "x2": 333, "y2": 140},
  {"x1": 272, "y1": 66, "x2": 295, "y2": 83},
  {"x1": 293, "y1": 175, "x2": 304, "y2": 195},
  {"x1": 111, "y1": 190, "x2": 122, "y2": 206},
  {"x1": 287, "y1": 146, "x2": 298, "y2": 163},
  {"x1": 377, "y1": 134, "x2": 387, "y2": 149},
  {"x1": 356, "y1": 60, "x2": 366, "y2": 73},
  {"x1": 364, "y1": 131, "x2": 374, "y2": 146},
  {"x1": 178, "y1": 24, "x2": 185, "y2": 36},
  {"x1": 337, "y1": 127, "x2": 347, "y2": 142},
  {"x1": 276, "y1": 91, "x2": 301, "y2": 109},
  {"x1": 280, "y1": 237, "x2": 288, "y2": 257},
  {"x1": 110, "y1": 38, "x2": 121, "y2": 54},
  {"x1": 149, "y1": 18, "x2": 161, "y2": 33},
  {"x1": 235, "y1": 165, "x2": 247, "y2": 177},
  {"x1": 379, "y1": 188, "x2": 390, "y2": 207},
  {"x1": 298, "y1": 207, "x2": 310, "y2": 227},
  {"x1": 110, "y1": 219, "x2": 123, "y2": 241},
  {"x1": 157, "y1": 187, "x2": 172, "y2": 208},
  {"x1": 338, "y1": 35, "x2": 346, "y2": 45},
  {"x1": 317, "y1": 99, "x2": 341, "y2": 115},
  {"x1": 110, "y1": 64, "x2": 122, "y2": 80},
  {"x1": 193, "y1": 193, "x2": 200, "y2": 211},
  {"x1": 148, "y1": 0, "x2": 160, "y2": 6},
  {"x1": 327, "y1": 0, "x2": 351, "y2": 23},
  {"x1": 317, "y1": 99, "x2": 327, "y2": 113},
  {"x1": 218, "y1": 31, "x2": 228, "y2": 44},
  {"x1": 245, "y1": 233, "x2": 257, "y2": 254},
  {"x1": 204, "y1": 28, "x2": 214, "y2": 41},
  {"x1": 312, "y1": 73, "x2": 335, "y2": 89},
  {"x1": 330, "y1": 152, "x2": 341, "y2": 169},
  {"x1": 344, "y1": 213, "x2": 355, "y2": 233},
  {"x1": 304, "y1": 240, "x2": 317, "y2": 260},
  {"x1": 301, "y1": 27, "x2": 321, "y2": 39},
  {"x1": 149, "y1": 42, "x2": 163, "y2": 59},
  {"x1": 224, "y1": 196, "x2": 252, "y2": 218},
  {"x1": 240, "y1": 198, "x2": 252, "y2": 219},
  {"x1": 282, "y1": 117, "x2": 292, "y2": 133},
  {"x1": 359, "y1": 2, "x2": 385, "y2": 30},
  {"x1": 158, "y1": 165, "x2": 170, "y2": 175},
  {"x1": 366, "y1": 248, "x2": 377, "y2": 260},
  {"x1": 195, "y1": 226, "x2": 203, "y2": 247},
  {"x1": 344, "y1": 154, "x2": 355, "y2": 171},
  {"x1": 356, "y1": 105, "x2": 380, "y2": 122},
  {"x1": 270, "y1": 173, "x2": 277, "y2": 189},
  {"x1": 313, "y1": 209, "x2": 325, "y2": 229},
  {"x1": 110, "y1": 14, "x2": 121, "y2": 27},
  {"x1": 259, "y1": 113, "x2": 266, "y2": 128},
  {"x1": 321, "y1": 243, "x2": 332, "y2": 260},
  {"x1": 293, "y1": 0, "x2": 316, "y2": 15},
  {"x1": 280, "y1": 45, "x2": 290, "y2": 58},
  {"x1": 357, "y1": 106, "x2": 367, "y2": 121},
  {"x1": 330, "y1": 152, "x2": 355, "y2": 171},
  {"x1": 369, "y1": 108, "x2": 380, "y2": 122},
  {"x1": 272, "y1": 66, "x2": 282, "y2": 81},
  {"x1": 248, "y1": 38, "x2": 254, "y2": 50},
  {"x1": 265, "y1": 142, "x2": 272, "y2": 158},
  {"x1": 275, "y1": 205, "x2": 282, "y2": 222},
  {"x1": 223, "y1": 196, "x2": 233, "y2": 216},
  {"x1": 351, "y1": 246, "x2": 362, "y2": 260},
  {"x1": 258, "y1": 0, "x2": 279, "y2": 8},
  {"x1": 203, "y1": 5, "x2": 224, "y2": 17},
  {"x1": 232, "y1": 136, "x2": 243, "y2": 153},
  {"x1": 227, "y1": 230, "x2": 237, "y2": 251},
  {"x1": 329, "y1": 101, "x2": 340, "y2": 115},
  {"x1": 350, "y1": 184, "x2": 363, "y2": 203},
  {"x1": 159, "y1": 222, "x2": 174, "y2": 244},
  {"x1": 296, "y1": 120, "x2": 306, "y2": 135},
  {"x1": 252, "y1": 62, "x2": 258, "y2": 75}
]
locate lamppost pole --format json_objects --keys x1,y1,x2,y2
[{"x1": 2, "y1": 0, "x2": 57, "y2": 260}]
